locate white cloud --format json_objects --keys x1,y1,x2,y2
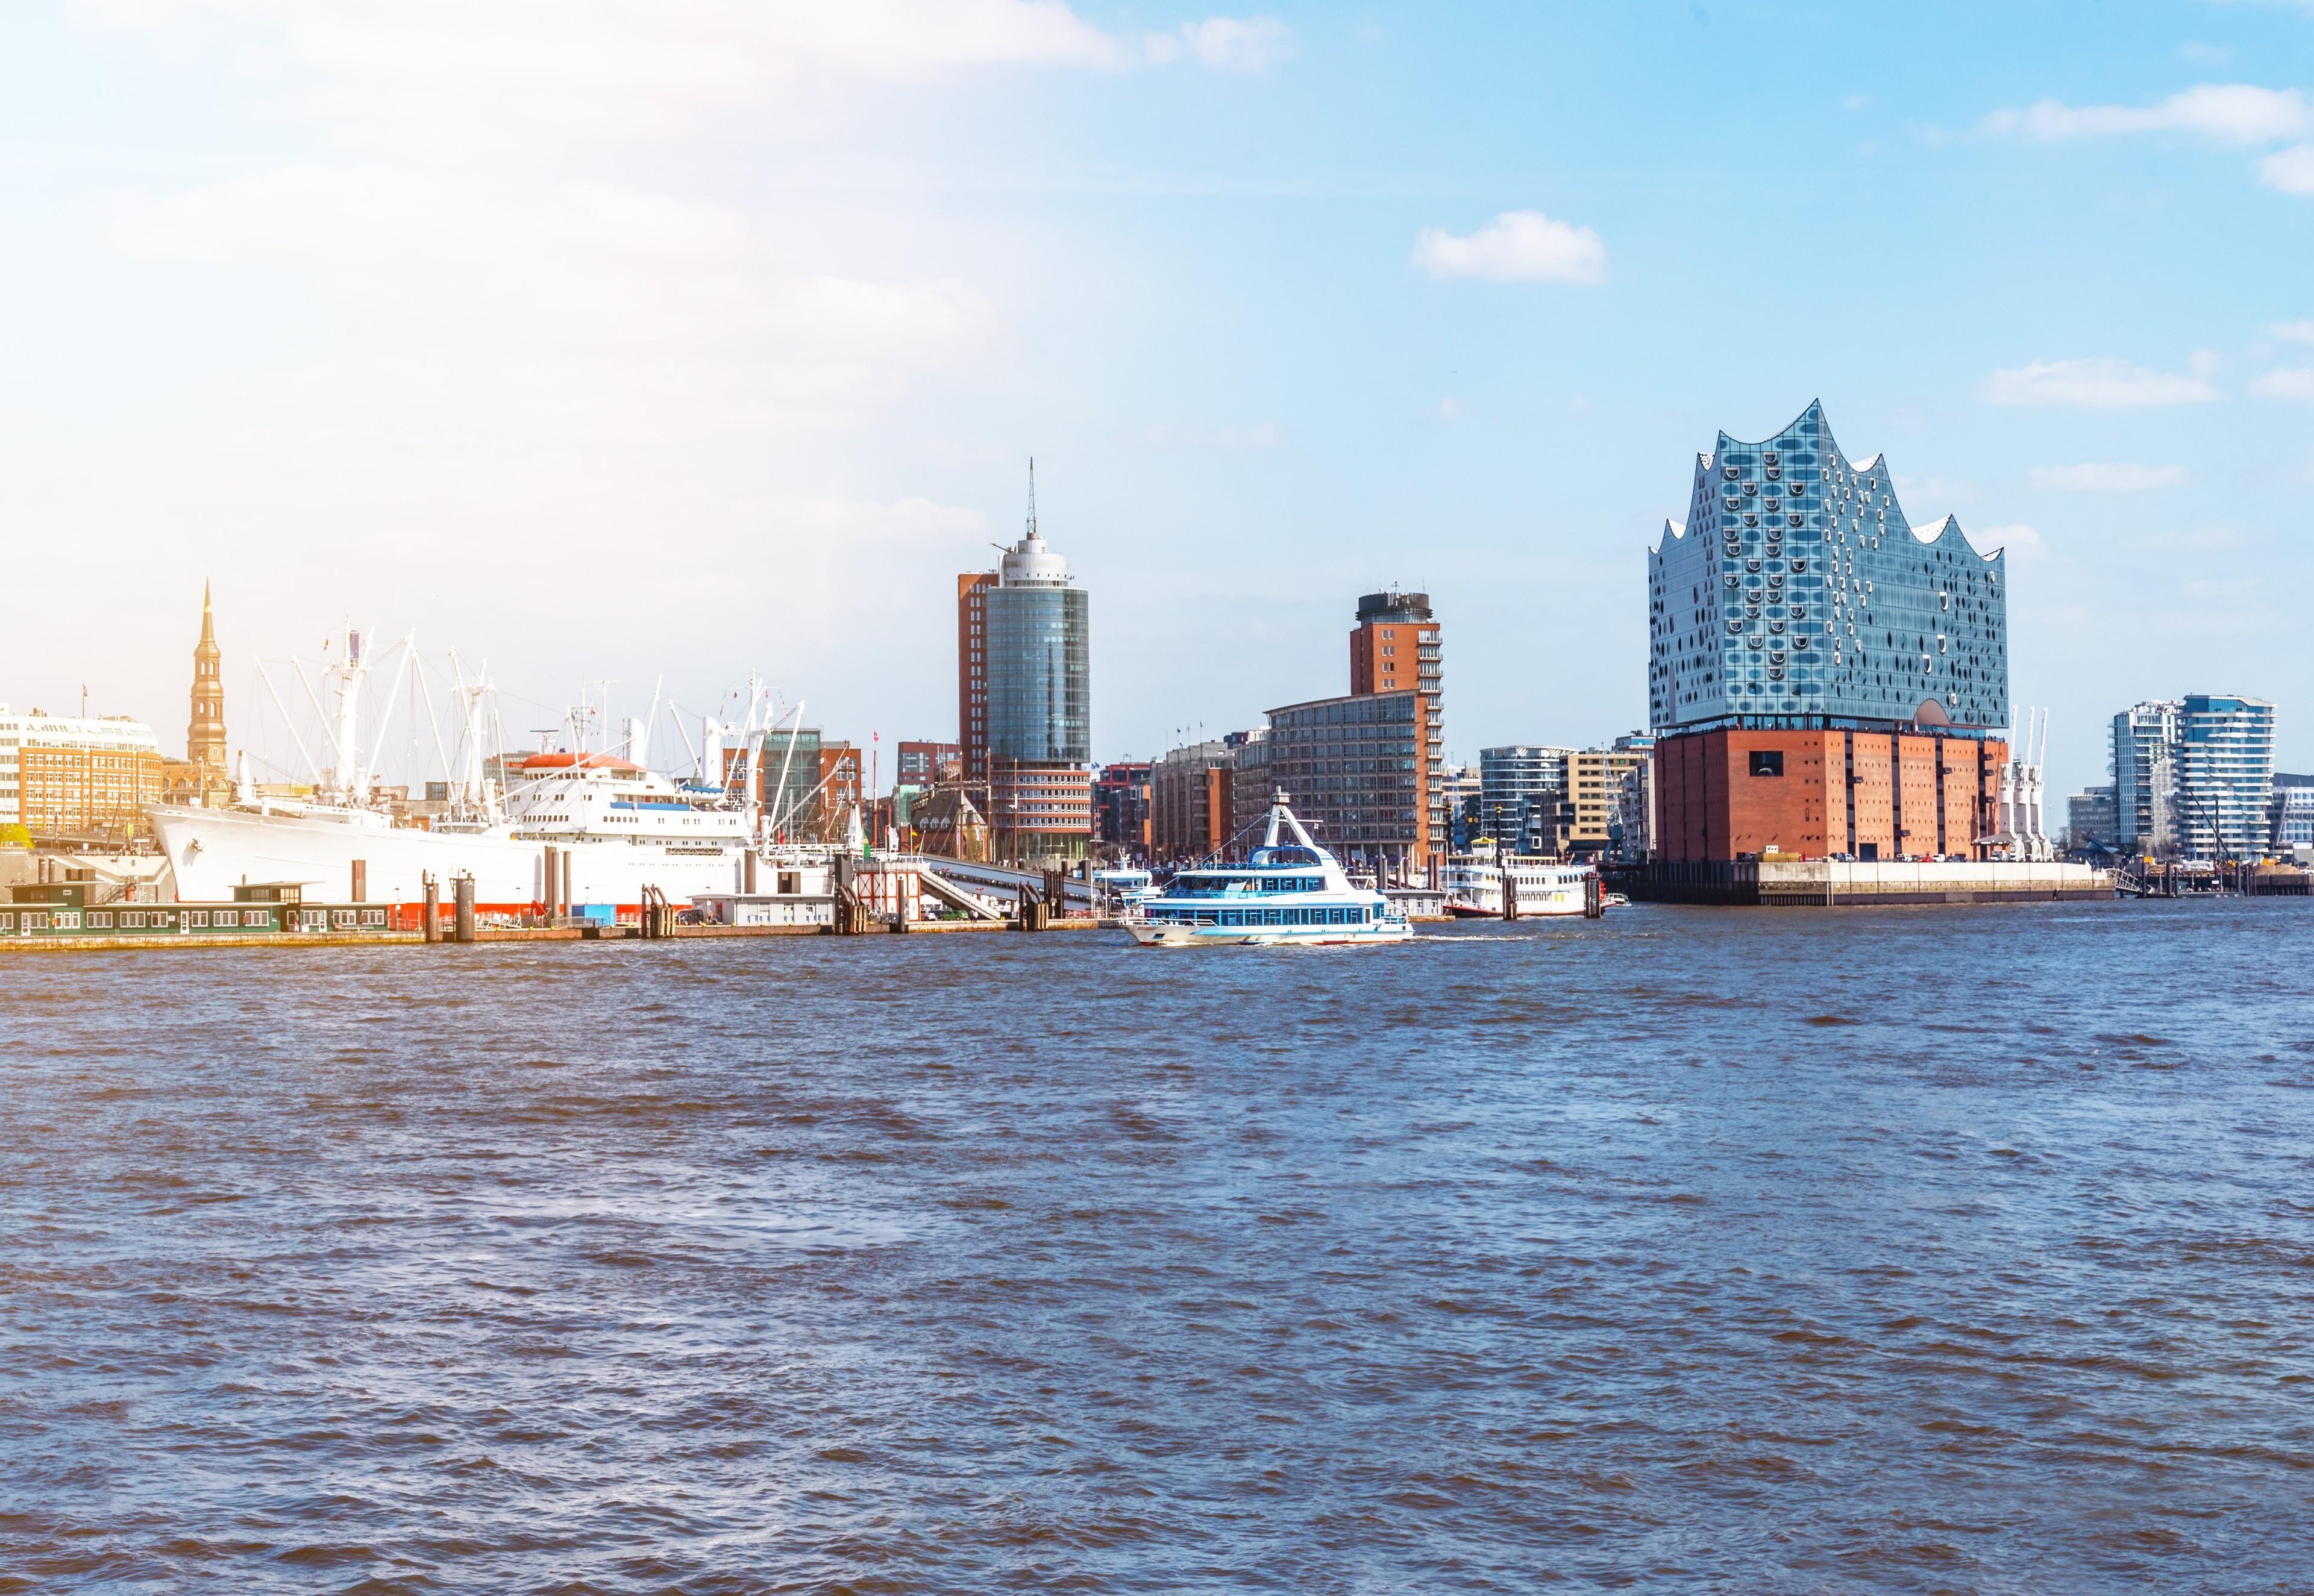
[
  {"x1": 2260, "y1": 143, "x2": 2314, "y2": 193},
  {"x1": 1981, "y1": 83, "x2": 2314, "y2": 145},
  {"x1": 1437, "y1": 397, "x2": 1465, "y2": 421},
  {"x1": 2251, "y1": 368, "x2": 2314, "y2": 400},
  {"x1": 79, "y1": 0, "x2": 1148, "y2": 159},
  {"x1": 2269, "y1": 320, "x2": 2314, "y2": 343},
  {"x1": 2028, "y1": 463, "x2": 2190, "y2": 491},
  {"x1": 1149, "y1": 16, "x2": 1294, "y2": 71},
  {"x1": 1412, "y1": 210, "x2": 1606, "y2": 284},
  {"x1": 112, "y1": 164, "x2": 996, "y2": 409},
  {"x1": 1980, "y1": 358, "x2": 2220, "y2": 408}
]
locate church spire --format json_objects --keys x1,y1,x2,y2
[{"x1": 188, "y1": 580, "x2": 227, "y2": 779}]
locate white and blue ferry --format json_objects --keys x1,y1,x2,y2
[{"x1": 1124, "y1": 792, "x2": 1414, "y2": 947}]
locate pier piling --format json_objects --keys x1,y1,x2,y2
[
  {"x1": 453, "y1": 874, "x2": 475, "y2": 944},
  {"x1": 422, "y1": 872, "x2": 441, "y2": 944}
]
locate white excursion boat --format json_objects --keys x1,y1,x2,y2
[
  {"x1": 1441, "y1": 854, "x2": 1600, "y2": 918},
  {"x1": 1091, "y1": 866, "x2": 1157, "y2": 911},
  {"x1": 1123, "y1": 792, "x2": 1413, "y2": 947}
]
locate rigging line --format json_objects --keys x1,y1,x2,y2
[
  {"x1": 253, "y1": 659, "x2": 322, "y2": 784},
  {"x1": 416, "y1": 651, "x2": 454, "y2": 791}
]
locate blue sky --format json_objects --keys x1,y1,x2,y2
[{"x1": 2, "y1": 1, "x2": 2310, "y2": 798}]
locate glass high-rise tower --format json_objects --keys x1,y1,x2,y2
[{"x1": 963, "y1": 467, "x2": 1092, "y2": 861}]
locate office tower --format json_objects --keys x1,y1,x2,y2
[
  {"x1": 976, "y1": 466, "x2": 1092, "y2": 861},
  {"x1": 2066, "y1": 786, "x2": 2118, "y2": 850}
]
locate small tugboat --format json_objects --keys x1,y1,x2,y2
[{"x1": 1123, "y1": 791, "x2": 1413, "y2": 947}]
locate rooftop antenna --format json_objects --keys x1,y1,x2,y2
[{"x1": 1026, "y1": 456, "x2": 1037, "y2": 539}]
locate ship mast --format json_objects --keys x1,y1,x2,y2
[{"x1": 327, "y1": 621, "x2": 372, "y2": 805}]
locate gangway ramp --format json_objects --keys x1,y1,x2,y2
[{"x1": 910, "y1": 856, "x2": 1095, "y2": 914}]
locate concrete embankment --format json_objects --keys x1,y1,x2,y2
[
  {"x1": 0, "y1": 917, "x2": 1118, "y2": 954},
  {"x1": 1622, "y1": 859, "x2": 2110, "y2": 907}
]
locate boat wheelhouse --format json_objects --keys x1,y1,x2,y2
[{"x1": 1124, "y1": 792, "x2": 1413, "y2": 947}]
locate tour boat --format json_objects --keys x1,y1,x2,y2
[
  {"x1": 1123, "y1": 792, "x2": 1413, "y2": 947},
  {"x1": 1441, "y1": 855, "x2": 1599, "y2": 918}
]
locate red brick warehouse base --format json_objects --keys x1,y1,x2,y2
[{"x1": 1655, "y1": 726, "x2": 2008, "y2": 862}]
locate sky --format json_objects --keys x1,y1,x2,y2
[{"x1": 2, "y1": 1, "x2": 2311, "y2": 800}]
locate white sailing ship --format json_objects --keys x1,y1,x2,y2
[{"x1": 146, "y1": 625, "x2": 836, "y2": 915}]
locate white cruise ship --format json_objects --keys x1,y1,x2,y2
[
  {"x1": 150, "y1": 752, "x2": 832, "y2": 914},
  {"x1": 1441, "y1": 856, "x2": 1599, "y2": 918},
  {"x1": 146, "y1": 626, "x2": 834, "y2": 917},
  {"x1": 1123, "y1": 792, "x2": 1412, "y2": 947}
]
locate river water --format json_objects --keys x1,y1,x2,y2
[{"x1": 3, "y1": 900, "x2": 2312, "y2": 1591}]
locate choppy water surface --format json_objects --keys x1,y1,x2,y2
[{"x1": 4, "y1": 901, "x2": 2313, "y2": 1591}]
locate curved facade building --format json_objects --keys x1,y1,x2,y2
[
  {"x1": 1646, "y1": 403, "x2": 2013, "y2": 863},
  {"x1": 1648, "y1": 400, "x2": 2008, "y2": 731}
]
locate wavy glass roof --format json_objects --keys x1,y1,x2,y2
[{"x1": 1648, "y1": 401, "x2": 2008, "y2": 730}]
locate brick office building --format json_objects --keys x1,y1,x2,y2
[
  {"x1": 1347, "y1": 589, "x2": 1444, "y2": 867},
  {"x1": 1646, "y1": 402, "x2": 2010, "y2": 862}
]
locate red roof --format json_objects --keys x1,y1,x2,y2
[{"x1": 519, "y1": 753, "x2": 642, "y2": 772}]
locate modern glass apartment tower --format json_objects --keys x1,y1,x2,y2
[
  {"x1": 2113, "y1": 695, "x2": 2275, "y2": 860},
  {"x1": 2110, "y1": 700, "x2": 2180, "y2": 854},
  {"x1": 2177, "y1": 696, "x2": 2275, "y2": 860}
]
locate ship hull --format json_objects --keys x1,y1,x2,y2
[
  {"x1": 148, "y1": 804, "x2": 761, "y2": 909},
  {"x1": 1123, "y1": 919, "x2": 1414, "y2": 948}
]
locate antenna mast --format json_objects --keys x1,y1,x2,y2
[{"x1": 1026, "y1": 456, "x2": 1036, "y2": 538}]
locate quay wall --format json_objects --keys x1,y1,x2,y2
[{"x1": 1620, "y1": 859, "x2": 2110, "y2": 907}]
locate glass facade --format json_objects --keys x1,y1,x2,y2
[
  {"x1": 2066, "y1": 786, "x2": 2118, "y2": 850},
  {"x1": 2109, "y1": 696, "x2": 2276, "y2": 860},
  {"x1": 2176, "y1": 695, "x2": 2275, "y2": 860},
  {"x1": 2111, "y1": 701, "x2": 2179, "y2": 853},
  {"x1": 2276, "y1": 785, "x2": 2314, "y2": 850},
  {"x1": 985, "y1": 579, "x2": 1090, "y2": 765},
  {"x1": 1649, "y1": 401, "x2": 2008, "y2": 731}
]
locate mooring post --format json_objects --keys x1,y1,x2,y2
[
  {"x1": 422, "y1": 872, "x2": 441, "y2": 944},
  {"x1": 1584, "y1": 871, "x2": 1604, "y2": 919},
  {"x1": 453, "y1": 873, "x2": 476, "y2": 944},
  {"x1": 351, "y1": 858, "x2": 367, "y2": 904}
]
